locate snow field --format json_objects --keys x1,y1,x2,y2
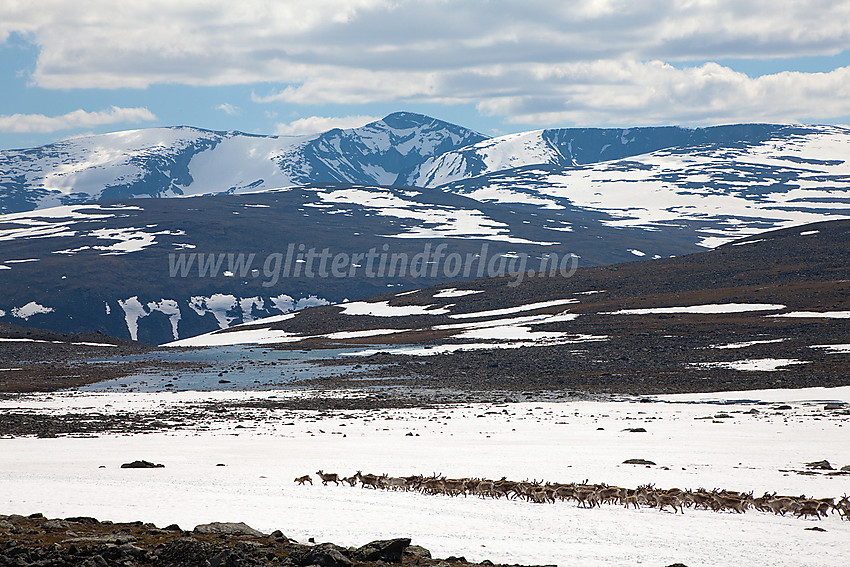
[{"x1": 1, "y1": 387, "x2": 849, "y2": 566}]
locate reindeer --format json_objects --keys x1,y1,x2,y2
[
  {"x1": 442, "y1": 477, "x2": 469, "y2": 497},
  {"x1": 341, "y1": 474, "x2": 359, "y2": 486},
  {"x1": 574, "y1": 485, "x2": 599, "y2": 509},
  {"x1": 525, "y1": 485, "x2": 551, "y2": 504},
  {"x1": 651, "y1": 489, "x2": 686, "y2": 514},
  {"x1": 813, "y1": 497, "x2": 835, "y2": 516},
  {"x1": 402, "y1": 475, "x2": 424, "y2": 491},
  {"x1": 309, "y1": 465, "x2": 850, "y2": 526},
  {"x1": 354, "y1": 470, "x2": 383, "y2": 489},
  {"x1": 836, "y1": 495, "x2": 850, "y2": 521},
  {"x1": 492, "y1": 477, "x2": 518, "y2": 499},
  {"x1": 594, "y1": 485, "x2": 622, "y2": 506},
  {"x1": 765, "y1": 496, "x2": 797, "y2": 516},
  {"x1": 619, "y1": 487, "x2": 640, "y2": 509},
  {"x1": 749, "y1": 492, "x2": 775, "y2": 513},
  {"x1": 315, "y1": 470, "x2": 340, "y2": 485},
  {"x1": 711, "y1": 490, "x2": 748, "y2": 513},
  {"x1": 794, "y1": 500, "x2": 825, "y2": 520},
  {"x1": 419, "y1": 476, "x2": 445, "y2": 495},
  {"x1": 687, "y1": 489, "x2": 719, "y2": 511},
  {"x1": 383, "y1": 474, "x2": 409, "y2": 491},
  {"x1": 475, "y1": 478, "x2": 495, "y2": 498}
]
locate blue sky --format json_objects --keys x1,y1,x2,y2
[{"x1": 2, "y1": 1, "x2": 850, "y2": 150}]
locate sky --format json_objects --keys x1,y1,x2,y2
[{"x1": 2, "y1": 0, "x2": 850, "y2": 150}]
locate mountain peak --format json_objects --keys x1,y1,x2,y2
[
  {"x1": 378, "y1": 111, "x2": 485, "y2": 137},
  {"x1": 380, "y1": 111, "x2": 436, "y2": 128}
]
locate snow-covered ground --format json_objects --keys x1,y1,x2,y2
[{"x1": 1, "y1": 386, "x2": 849, "y2": 566}]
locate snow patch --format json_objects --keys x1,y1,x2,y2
[
  {"x1": 432, "y1": 288, "x2": 485, "y2": 298},
  {"x1": 810, "y1": 344, "x2": 850, "y2": 353},
  {"x1": 147, "y1": 299, "x2": 182, "y2": 341},
  {"x1": 11, "y1": 301, "x2": 54, "y2": 320},
  {"x1": 606, "y1": 303, "x2": 786, "y2": 315},
  {"x1": 690, "y1": 359, "x2": 809, "y2": 372},
  {"x1": 712, "y1": 339, "x2": 788, "y2": 349},
  {"x1": 117, "y1": 297, "x2": 146, "y2": 341},
  {"x1": 339, "y1": 301, "x2": 451, "y2": 317},
  {"x1": 189, "y1": 294, "x2": 238, "y2": 329},
  {"x1": 322, "y1": 329, "x2": 408, "y2": 340},
  {"x1": 768, "y1": 311, "x2": 850, "y2": 319},
  {"x1": 450, "y1": 299, "x2": 578, "y2": 319},
  {"x1": 118, "y1": 297, "x2": 182, "y2": 341},
  {"x1": 166, "y1": 327, "x2": 302, "y2": 347}
]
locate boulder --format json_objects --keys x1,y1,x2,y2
[
  {"x1": 804, "y1": 460, "x2": 834, "y2": 470},
  {"x1": 65, "y1": 516, "x2": 100, "y2": 524},
  {"x1": 102, "y1": 542, "x2": 151, "y2": 563},
  {"x1": 404, "y1": 545, "x2": 432, "y2": 559},
  {"x1": 120, "y1": 460, "x2": 165, "y2": 469},
  {"x1": 155, "y1": 537, "x2": 217, "y2": 567},
  {"x1": 353, "y1": 538, "x2": 412, "y2": 563},
  {"x1": 623, "y1": 458, "x2": 656, "y2": 465},
  {"x1": 42, "y1": 519, "x2": 71, "y2": 530},
  {"x1": 81, "y1": 555, "x2": 109, "y2": 567},
  {"x1": 193, "y1": 521, "x2": 264, "y2": 537},
  {"x1": 294, "y1": 543, "x2": 353, "y2": 567}
]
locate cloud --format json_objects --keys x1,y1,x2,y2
[
  {"x1": 275, "y1": 115, "x2": 380, "y2": 135},
  {"x1": 216, "y1": 103, "x2": 240, "y2": 115},
  {"x1": 0, "y1": 106, "x2": 157, "y2": 133},
  {"x1": 475, "y1": 61, "x2": 850, "y2": 126},
  {"x1": 4, "y1": 1, "x2": 850, "y2": 125},
  {"x1": 255, "y1": 61, "x2": 850, "y2": 126}
]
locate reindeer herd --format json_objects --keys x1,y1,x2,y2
[{"x1": 298, "y1": 470, "x2": 850, "y2": 521}]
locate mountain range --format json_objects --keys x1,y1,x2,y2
[{"x1": 1, "y1": 112, "x2": 850, "y2": 344}]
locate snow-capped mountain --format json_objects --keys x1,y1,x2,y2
[
  {"x1": 425, "y1": 124, "x2": 850, "y2": 245},
  {"x1": 0, "y1": 112, "x2": 485, "y2": 213},
  {"x1": 406, "y1": 124, "x2": 789, "y2": 186},
  {"x1": 0, "y1": 184, "x2": 706, "y2": 344},
  {"x1": 2, "y1": 112, "x2": 850, "y2": 344}
]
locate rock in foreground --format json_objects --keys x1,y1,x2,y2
[
  {"x1": 193, "y1": 521, "x2": 266, "y2": 537},
  {"x1": 0, "y1": 513, "x2": 554, "y2": 567}
]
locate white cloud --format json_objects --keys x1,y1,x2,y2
[
  {"x1": 4, "y1": 1, "x2": 850, "y2": 125},
  {"x1": 215, "y1": 103, "x2": 240, "y2": 115},
  {"x1": 0, "y1": 106, "x2": 157, "y2": 133},
  {"x1": 275, "y1": 115, "x2": 380, "y2": 135},
  {"x1": 476, "y1": 61, "x2": 850, "y2": 126}
]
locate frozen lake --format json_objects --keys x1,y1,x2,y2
[{"x1": 80, "y1": 345, "x2": 385, "y2": 392}]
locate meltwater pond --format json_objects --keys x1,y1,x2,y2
[{"x1": 79, "y1": 345, "x2": 379, "y2": 392}]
